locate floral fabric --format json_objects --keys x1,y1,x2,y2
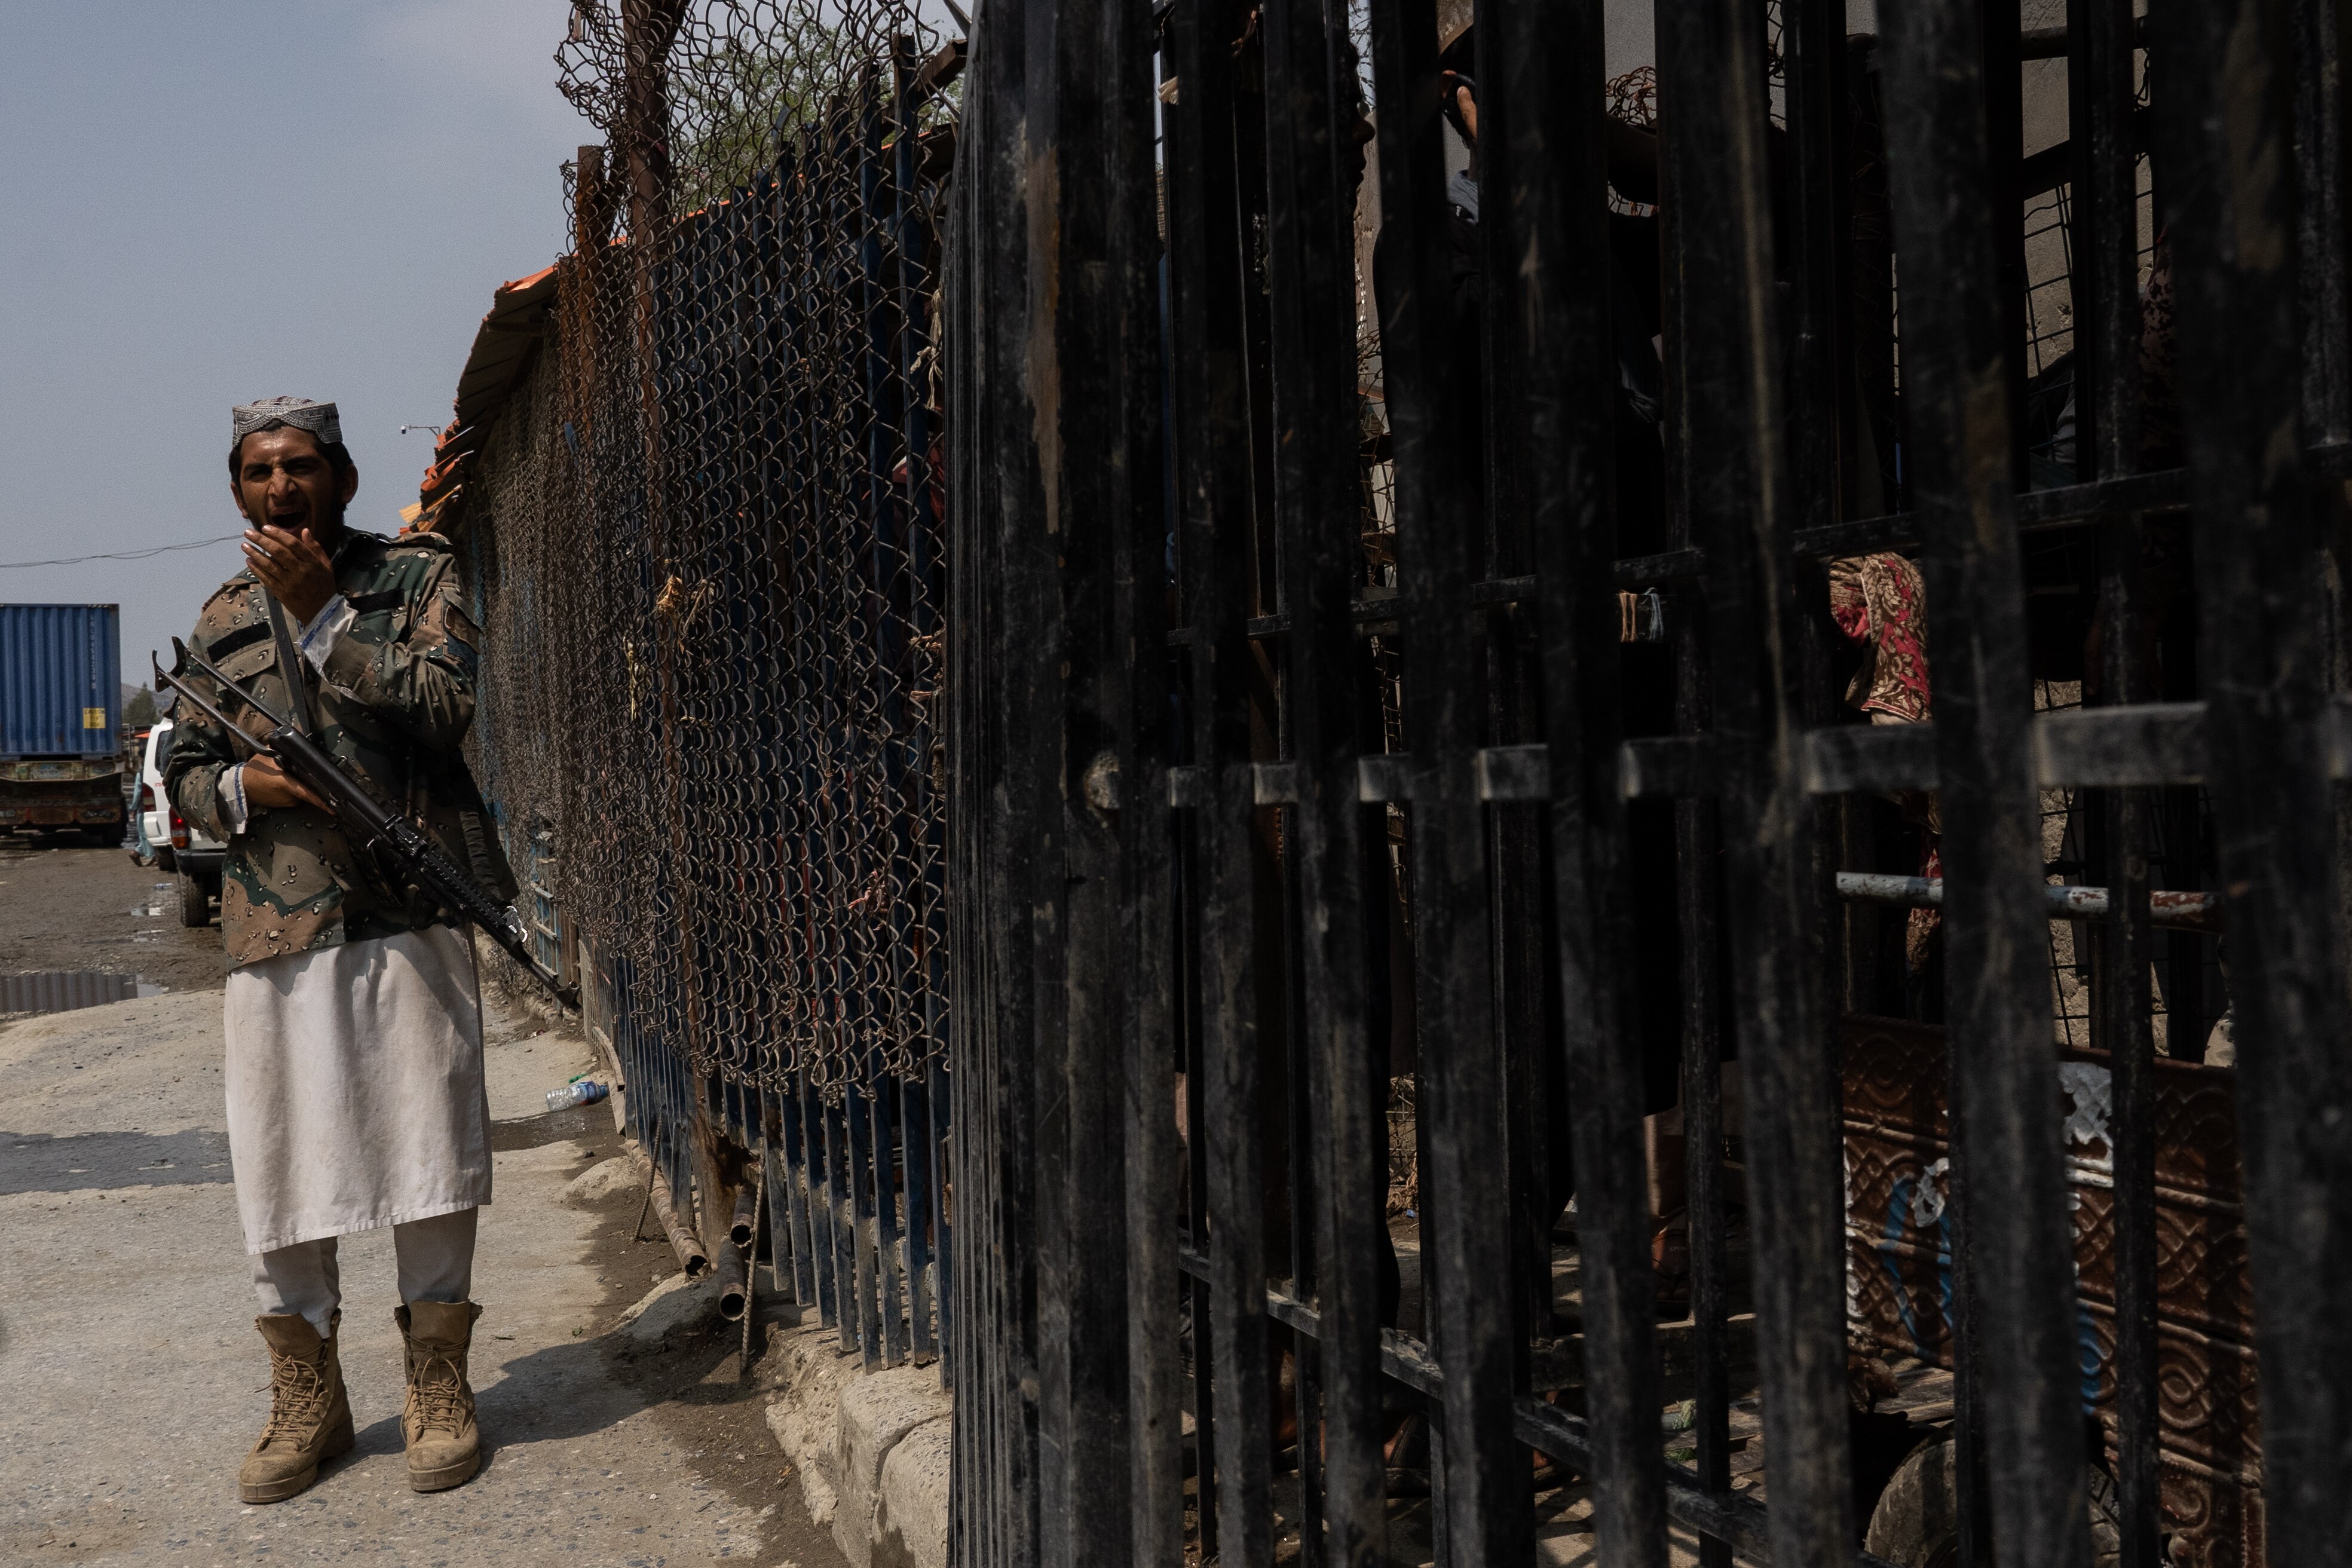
[{"x1": 1828, "y1": 552, "x2": 1931, "y2": 724}]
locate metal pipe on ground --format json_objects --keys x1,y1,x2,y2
[
  {"x1": 716, "y1": 1226, "x2": 751, "y2": 1322},
  {"x1": 648, "y1": 1165, "x2": 709, "y2": 1278}
]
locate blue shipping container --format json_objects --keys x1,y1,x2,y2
[{"x1": 1, "y1": 604, "x2": 121, "y2": 758}]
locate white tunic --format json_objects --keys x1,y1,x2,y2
[{"x1": 223, "y1": 923, "x2": 492, "y2": 1254}]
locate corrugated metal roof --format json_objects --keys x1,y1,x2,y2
[
  {"x1": 451, "y1": 264, "x2": 556, "y2": 435},
  {"x1": 403, "y1": 264, "x2": 559, "y2": 534}
]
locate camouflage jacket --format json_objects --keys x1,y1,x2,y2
[{"x1": 164, "y1": 527, "x2": 517, "y2": 969}]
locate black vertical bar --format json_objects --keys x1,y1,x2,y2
[
  {"x1": 1021, "y1": 0, "x2": 1159, "y2": 1551},
  {"x1": 1174, "y1": 810, "x2": 1217, "y2": 1558},
  {"x1": 872, "y1": 1072, "x2": 909, "y2": 1364},
  {"x1": 847, "y1": 1078, "x2": 878, "y2": 1366},
  {"x1": 1469, "y1": 0, "x2": 1523, "y2": 582},
  {"x1": 2149, "y1": 0, "x2": 2352, "y2": 1555},
  {"x1": 1879, "y1": 8, "x2": 2095, "y2": 1568},
  {"x1": 1279, "y1": 838, "x2": 1325, "y2": 1557},
  {"x1": 1360, "y1": 0, "x2": 1525, "y2": 1554},
  {"x1": 674, "y1": 1055, "x2": 691, "y2": 1232},
  {"x1": 903, "y1": 1074, "x2": 939, "y2": 1359},
  {"x1": 1657, "y1": 65, "x2": 1732, "y2": 1550},
  {"x1": 1656, "y1": 1, "x2": 1858, "y2": 1564},
  {"x1": 1675, "y1": 717, "x2": 1731, "y2": 1568},
  {"x1": 664, "y1": 1053, "x2": 683, "y2": 1261},
  {"x1": 1117, "y1": 439, "x2": 1184, "y2": 1546},
  {"x1": 827, "y1": 1088, "x2": 857, "y2": 1341},
  {"x1": 2160, "y1": 800, "x2": 2207, "y2": 1049},
  {"x1": 1666, "y1": 259, "x2": 1731, "y2": 1568},
  {"x1": 948, "y1": 0, "x2": 1045, "y2": 1548},
  {"x1": 764, "y1": 1092, "x2": 797, "y2": 1295},
  {"x1": 1293, "y1": 1321, "x2": 1325, "y2": 1568},
  {"x1": 1193, "y1": 349, "x2": 1276, "y2": 1558},
  {"x1": 1190, "y1": 1273, "x2": 1221, "y2": 1563},
  {"x1": 2074, "y1": 0, "x2": 2161, "y2": 1558},
  {"x1": 1785, "y1": 0, "x2": 1858, "y2": 1089},
  {"x1": 2298, "y1": 0, "x2": 2352, "y2": 1014},
  {"x1": 1980, "y1": 0, "x2": 2031, "y2": 485},
  {"x1": 794, "y1": 1076, "x2": 829, "y2": 1315},
  {"x1": 1255, "y1": 0, "x2": 1384, "y2": 1557},
  {"x1": 2095, "y1": 569, "x2": 2160, "y2": 1568},
  {"x1": 2295, "y1": 0, "x2": 2352, "y2": 445},
  {"x1": 1116, "y1": 31, "x2": 1183, "y2": 1568},
  {"x1": 1166, "y1": 0, "x2": 1274, "y2": 1559},
  {"x1": 1783, "y1": 0, "x2": 1848, "y2": 535},
  {"x1": 1470, "y1": 0, "x2": 1555, "y2": 1432},
  {"x1": 929, "y1": 1057, "x2": 954, "y2": 1382},
  {"x1": 2072, "y1": 0, "x2": 2146, "y2": 480},
  {"x1": 1490, "y1": 0, "x2": 1667, "y2": 1560}
]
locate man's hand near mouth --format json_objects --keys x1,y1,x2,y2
[
  {"x1": 231, "y1": 422, "x2": 358, "y2": 626},
  {"x1": 241, "y1": 523, "x2": 338, "y2": 626}
]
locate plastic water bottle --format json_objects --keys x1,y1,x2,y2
[{"x1": 546, "y1": 1079, "x2": 610, "y2": 1113}]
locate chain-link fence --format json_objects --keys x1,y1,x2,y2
[{"x1": 454, "y1": 0, "x2": 961, "y2": 1374}]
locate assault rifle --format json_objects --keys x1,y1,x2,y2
[{"x1": 154, "y1": 639, "x2": 578, "y2": 1009}]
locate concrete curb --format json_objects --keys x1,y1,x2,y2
[{"x1": 760, "y1": 1322, "x2": 951, "y2": 1568}]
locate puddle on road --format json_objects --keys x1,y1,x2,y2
[{"x1": 1, "y1": 971, "x2": 169, "y2": 1016}]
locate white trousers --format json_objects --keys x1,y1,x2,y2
[
  {"x1": 226, "y1": 926, "x2": 492, "y2": 1254},
  {"x1": 252, "y1": 1206, "x2": 478, "y2": 1337}
]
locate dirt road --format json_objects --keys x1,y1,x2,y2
[
  {"x1": 0, "y1": 844, "x2": 840, "y2": 1566},
  {"x1": 0, "y1": 838, "x2": 229, "y2": 997}
]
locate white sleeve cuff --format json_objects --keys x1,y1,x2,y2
[
  {"x1": 218, "y1": 764, "x2": 251, "y2": 835},
  {"x1": 296, "y1": 594, "x2": 357, "y2": 672}
]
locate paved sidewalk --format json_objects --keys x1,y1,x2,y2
[{"x1": 0, "y1": 978, "x2": 837, "y2": 1567}]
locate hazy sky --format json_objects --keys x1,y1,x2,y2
[{"x1": 0, "y1": 1, "x2": 586, "y2": 683}]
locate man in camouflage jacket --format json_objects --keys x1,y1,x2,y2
[{"x1": 166, "y1": 396, "x2": 514, "y2": 1505}]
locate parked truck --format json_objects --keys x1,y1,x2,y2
[{"x1": 0, "y1": 604, "x2": 124, "y2": 844}]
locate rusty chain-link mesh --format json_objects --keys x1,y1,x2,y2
[
  {"x1": 469, "y1": 0, "x2": 957, "y2": 1108},
  {"x1": 461, "y1": 0, "x2": 960, "y2": 1370}
]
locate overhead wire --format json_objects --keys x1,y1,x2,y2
[{"x1": 0, "y1": 533, "x2": 244, "y2": 569}]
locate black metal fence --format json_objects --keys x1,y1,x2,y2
[
  {"x1": 944, "y1": 0, "x2": 2352, "y2": 1564},
  {"x1": 458, "y1": 0, "x2": 961, "y2": 1373}
]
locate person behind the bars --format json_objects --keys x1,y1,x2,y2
[{"x1": 164, "y1": 396, "x2": 517, "y2": 1504}]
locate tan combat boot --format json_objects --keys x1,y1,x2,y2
[
  {"x1": 396, "y1": 1299, "x2": 484, "y2": 1492},
  {"x1": 240, "y1": 1311, "x2": 355, "y2": 1503}
]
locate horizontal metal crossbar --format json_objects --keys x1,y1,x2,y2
[
  {"x1": 1169, "y1": 700, "x2": 2352, "y2": 809},
  {"x1": 1835, "y1": 872, "x2": 2224, "y2": 931},
  {"x1": 1792, "y1": 440, "x2": 2352, "y2": 558}
]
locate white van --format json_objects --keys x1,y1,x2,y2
[{"x1": 137, "y1": 718, "x2": 225, "y2": 926}]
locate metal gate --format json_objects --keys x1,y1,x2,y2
[{"x1": 942, "y1": 0, "x2": 2352, "y2": 1562}]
